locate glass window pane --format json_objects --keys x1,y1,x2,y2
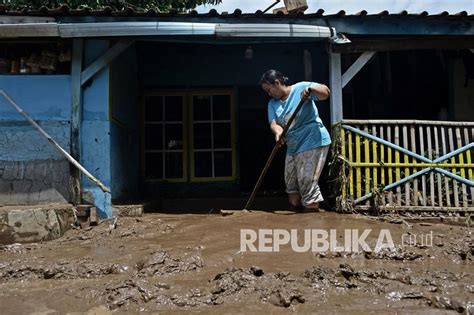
[
  {"x1": 213, "y1": 123, "x2": 231, "y2": 149},
  {"x1": 145, "y1": 124, "x2": 163, "y2": 150},
  {"x1": 164, "y1": 96, "x2": 183, "y2": 121},
  {"x1": 194, "y1": 123, "x2": 212, "y2": 149},
  {"x1": 194, "y1": 152, "x2": 212, "y2": 178},
  {"x1": 145, "y1": 96, "x2": 163, "y2": 122},
  {"x1": 214, "y1": 151, "x2": 232, "y2": 177},
  {"x1": 145, "y1": 152, "x2": 163, "y2": 179},
  {"x1": 213, "y1": 95, "x2": 231, "y2": 120},
  {"x1": 165, "y1": 152, "x2": 183, "y2": 179},
  {"x1": 193, "y1": 95, "x2": 211, "y2": 121},
  {"x1": 165, "y1": 124, "x2": 183, "y2": 150}
]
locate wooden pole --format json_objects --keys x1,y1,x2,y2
[
  {"x1": 0, "y1": 89, "x2": 111, "y2": 193},
  {"x1": 244, "y1": 97, "x2": 308, "y2": 211}
]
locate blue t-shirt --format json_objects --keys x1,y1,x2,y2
[{"x1": 267, "y1": 81, "x2": 331, "y2": 156}]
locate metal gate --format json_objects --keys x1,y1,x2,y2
[{"x1": 334, "y1": 120, "x2": 474, "y2": 213}]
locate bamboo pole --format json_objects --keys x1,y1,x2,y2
[
  {"x1": 387, "y1": 126, "x2": 393, "y2": 205},
  {"x1": 419, "y1": 126, "x2": 427, "y2": 206},
  {"x1": 410, "y1": 125, "x2": 418, "y2": 206},
  {"x1": 427, "y1": 126, "x2": 435, "y2": 206},
  {"x1": 348, "y1": 131, "x2": 354, "y2": 197},
  {"x1": 395, "y1": 126, "x2": 401, "y2": 206},
  {"x1": 364, "y1": 125, "x2": 370, "y2": 205},
  {"x1": 456, "y1": 127, "x2": 468, "y2": 207},
  {"x1": 464, "y1": 128, "x2": 473, "y2": 205},
  {"x1": 341, "y1": 128, "x2": 346, "y2": 201},
  {"x1": 372, "y1": 126, "x2": 378, "y2": 196},
  {"x1": 441, "y1": 126, "x2": 451, "y2": 206},
  {"x1": 403, "y1": 125, "x2": 410, "y2": 206},
  {"x1": 379, "y1": 126, "x2": 385, "y2": 205},
  {"x1": 0, "y1": 89, "x2": 111, "y2": 193},
  {"x1": 434, "y1": 126, "x2": 443, "y2": 207},
  {"x1": 356, "y1": 132, "x2": 362, "y2": 199},
  {"x1": 449, "y1": 128, "x2": 459, "y2": 207}
]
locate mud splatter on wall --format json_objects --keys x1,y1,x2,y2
[{"x1": 0, "y1": 76, "x2": 71, "y2": 205}]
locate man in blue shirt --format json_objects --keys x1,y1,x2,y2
[{"x1": 260, "y1": 69, "x2": 331, "y2": 212}]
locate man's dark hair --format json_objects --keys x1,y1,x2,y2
[{"x1": 260, "y1": 69, "x2": 290, "y2": 86}]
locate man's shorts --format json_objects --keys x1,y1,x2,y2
[{"x1": 284, "y1": 145, "x2": 329, "y2": 206}]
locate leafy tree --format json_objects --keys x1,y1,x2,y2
[{"x1": 0, "y1": 0, "x2": 222, "y2": 11}]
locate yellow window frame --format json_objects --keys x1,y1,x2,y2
[
  {"x1": 141, "y1": 91, "x2": 188, "y2": 183},
  {"x1": 189, "y1": 89, "x2": 237, "y2": 182},
  {"x1": 141, "y1": 89, "x2": 236, "y2": 183}
]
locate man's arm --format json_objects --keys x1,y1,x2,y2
[
  {"x1": 302, "y1": 84, "x2": 330, "y2": 101},
  {"x1": 270, "y1": 120, "x2": 284, "y2": 143}
]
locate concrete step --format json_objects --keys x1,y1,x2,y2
[{"x1": 0, "y1": 203, "x2": 75, "y2": 245}]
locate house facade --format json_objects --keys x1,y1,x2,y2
[{"x1": 0, "y1": 6, "x2": 472, "y2": 216}]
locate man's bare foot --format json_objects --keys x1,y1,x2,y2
[{"x1": 303, "y1": 202, "x2": 320, "y2": 212}]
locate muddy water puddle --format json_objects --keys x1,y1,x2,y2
[{"x1": 0, "y1": 211, "x2": 472, "y2": 314}]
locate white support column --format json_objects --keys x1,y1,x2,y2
[{"x1": 329, "y1": 51, "x2": 343, "y2": 125}]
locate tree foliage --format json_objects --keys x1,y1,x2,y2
[{"x1": 0, "y1": 0, "x2": 222, "y2": 11}]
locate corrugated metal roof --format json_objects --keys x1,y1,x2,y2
[
  {"x1": 0, "y1": 5, "x2": 471, "y2": 19},
  {"x1": 1, "y1": 5, "x2": 472, "y2": 37}
]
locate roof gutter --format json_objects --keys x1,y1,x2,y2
[{"x1": 0, "y1": 21, "x2": 346, "y2": 42}]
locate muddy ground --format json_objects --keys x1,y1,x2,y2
[{"x1": 0, "y1": 210, "x2": 472, "y2": 314}]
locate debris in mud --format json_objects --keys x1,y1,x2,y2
[
  {"x1": 303, "y1": 263, "x2": 472, "y2": 312},
  {"x1": 267, "y1": 289, "x2": 305, "y2": 307},
  {"x1": 364, "y1": 247, "x2": 423, "y2": 261},
  {"x1": 430, "y1": 296, "x2": 466, "y2": 313},
  {"x1": 444, "y1": 235, "x2": 473, "y2": 261},
  {"x1": 467, "y1": 284, "x2": 474, "y2": 293},
  {"x1": 250, "y1": 266, "x2": 264, "y2": 277},
  {"x1": 304, "y1": 265, "x2": 356, "y2": 290},
  {"x1": 0, "y1": 242, "x2": 40, "y2": 253},
  {"x1": 55, "y1": 216, "x2": 174, "y2": 246},
  {"x1": 303, "y1": 265, "x2": 333, "y2": 279},
  {"x1": 386, "y1": 291, "x2": 426, "y2": 301},
  {"x1": 137, "y1": 250, "x2": 203, "y2": 276},
  {"x1": 85, "y1": 278, "x2": 212, "y2": 310},
  {"x1": 120, "y1": 230, "x2": 136, "y2": 238},
  {"x1": 210, "y1": 267, "x2": 305, "y2": 308},
  {"x1": 339, "y1": 263, "x2": 358, "y2": 280},
  {"x1": 96, "y1": 279, "x2": 165, "y2": 310},
  {"x1": 0, "y1": 258, "x2": 126, "y2": 281}
]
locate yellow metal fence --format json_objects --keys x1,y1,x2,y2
[{"x1": 336, "y1": 120, "x2": 474, "y2": 212}]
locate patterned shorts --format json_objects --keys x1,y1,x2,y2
[{"x1": 284, "y1": 146, "x2": 329, "y2": 206}]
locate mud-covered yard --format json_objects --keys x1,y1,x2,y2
[{"x1": 0, "y1": 210, "x2": 472, "y2": 314}]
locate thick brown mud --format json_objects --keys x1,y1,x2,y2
[{"x1": 0, "y1": 211, "x2": 472, "y2": 314}]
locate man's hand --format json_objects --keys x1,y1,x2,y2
[
  {"x1": 301, "y1": 87, "x2": 311, "y2": 100},
  {"x1": 275, "y1": 129, "x2": 285, "y2": 147},
  {"x1": 302, "y1": 84, "x2": 330, "y2": 101},
  {"x1": 271, "y1": 121, "x2": 285, "y2": 147},
  {"x1": 275, "y1": 128, "x2": 283, "y2": 142}
]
